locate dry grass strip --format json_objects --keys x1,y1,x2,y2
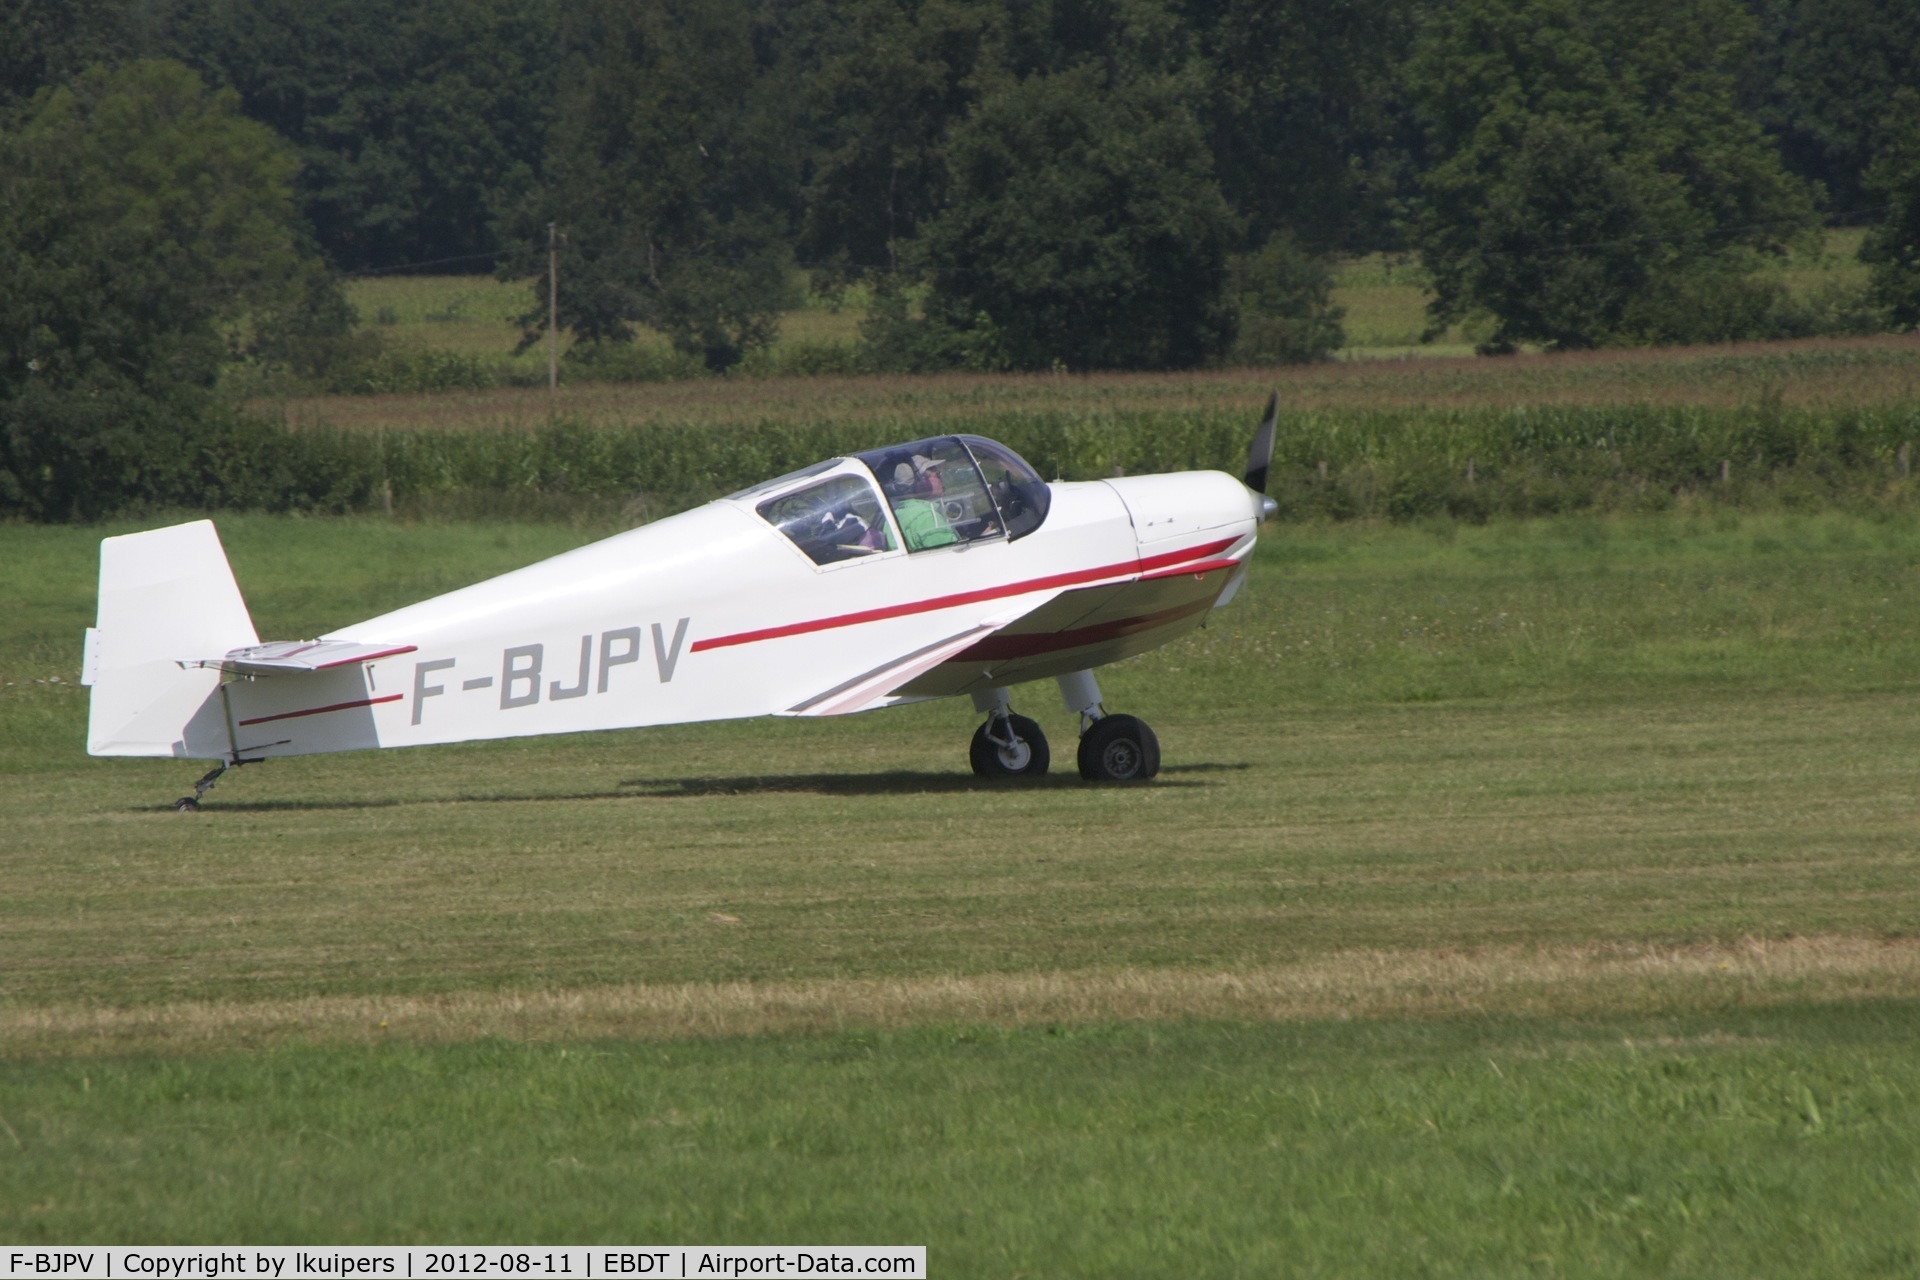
[{"x1": 6, "y1": 936, "x2": 1918, "y2": 1058}]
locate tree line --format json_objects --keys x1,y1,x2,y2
[{"x1": 4, "y1": 0, "x2": 1920, "y2": 516}]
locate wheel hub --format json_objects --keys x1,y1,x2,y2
[
  {"x1": 971, "y1": 711, "x2": 1050, "y2": 779},
  {"x1": 996, "y1": 739, "x2": 1033, "y2": 770}
]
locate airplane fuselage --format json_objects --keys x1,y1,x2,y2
[{"x1": 178, "y1": 470, "x2": 1257, "y2": 761}]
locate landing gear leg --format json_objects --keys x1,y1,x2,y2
[
  {"x1": 1058, "y1": 670, "x2": 1160, "y2": 783},
  {"x1": 969, "y1": 688, "x2": 1050, "y2": 777},
  {"x1": 174, "y1": 761, "x2": 236, "y2": 812}
]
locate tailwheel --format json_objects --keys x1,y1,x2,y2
[
  {"x1": 171, "y1": 761, "x2": 237, "y2": 812},
  {"x1": 1077, "y1": 714, "x2": 1160, "y2": 783},
  {"x1": 970, "y1": 712, "x2": 1050, "y2": 778}
]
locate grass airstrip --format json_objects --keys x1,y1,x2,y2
[{"x1": 4, "y1": 503, "x2": 1920, "y2": 1272}]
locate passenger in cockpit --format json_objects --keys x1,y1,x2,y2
[{"x1": 818, "y1": 505, "x2": 873, "y2": 547}]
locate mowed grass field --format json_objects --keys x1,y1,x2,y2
[{"x1": 4, "y1": 505, "x2": 1920, "y2": 1270}]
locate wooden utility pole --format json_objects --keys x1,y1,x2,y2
[{"x1": 547, "y1": 222, "x2": 559, "y2": 398}]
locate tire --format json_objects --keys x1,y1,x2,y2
[
  {"x1": 970, "y1": 713, "x2": 1050, "y2": 777},
  {"x1": 173, "y1": 797, "x2": 200, "y2": 812},
  {"x1": 1077, "y1": 715, "x2": 1160, "y2": 782}
]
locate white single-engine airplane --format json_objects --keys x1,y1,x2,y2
[{"x1": 85, "y1": 399, "x2": 1281, "y2": 808}]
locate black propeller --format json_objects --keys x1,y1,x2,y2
[{"x1": 1244, "y1": 391, "x2": 1278, "y2": 495}]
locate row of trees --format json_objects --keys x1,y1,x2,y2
[
  {"x1": 0, "y1": 60, "x2": 358, "y2": 519},
  {"x1": 486, "y1": 0, "x2": 1365, "y2": 372},
  {"x1": 3, "y1": 0, "x2": 1920, "y2": 401}
]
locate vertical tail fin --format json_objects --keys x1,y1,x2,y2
[{"x1": 85, "y1": 520, "x2": 260, "y2": 759}]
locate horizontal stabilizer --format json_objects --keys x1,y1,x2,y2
[{"x1": 212, "y1": 640, "x2": 417, "y2": 676}]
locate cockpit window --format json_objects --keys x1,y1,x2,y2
[
  {"x1": 960, "y1": 436, "x2": 1051, "y2": 541},
  {"x1": 756, "y1": 473, "x2": 897, "y2": 565},
  {"x1": 858, "y1": 437, "x2": 1005, "y2": 552},
  {"x1": 727, "y1": 458, "x2": 841, "y2": 502}
]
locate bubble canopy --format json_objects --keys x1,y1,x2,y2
[{"x1": 855, "y1": 435, "x2": 1051, "y2": 550}]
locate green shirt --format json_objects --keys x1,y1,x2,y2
[{"x1": 893, "y1": 498, "x2": 958, "y2": 551}]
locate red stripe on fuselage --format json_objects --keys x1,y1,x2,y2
[
  {"x1": 237, "y1": 694, "x2": 403, "y2": 727},
  {"x1": 690, "y1": 537, "x2": 1238, "y2": 652},
  {"x1": 1136, "y1": 557, "x2": 1241, "y2": 583},
  {"x1": 314, "y1": 644, "x2": 417, "y2": 669}
]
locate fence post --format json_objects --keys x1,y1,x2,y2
[
  {"x1": 378, "y1": 428, "x2": 393, "y2": 517},
  {"x1": 548, "y1": 222, "x2": 560, "y2": 402}
]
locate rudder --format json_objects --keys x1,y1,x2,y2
[{"x1": 84, "y1": 520, "x2": 260, "y2": 759}]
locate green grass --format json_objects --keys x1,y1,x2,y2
[
  {"x1": 5, "y1": 510, "x2": 1920, "y2": 1265},
  {"x1": 1328, "y1": 252, "x2": 1478, "y2": 356},
  {"x1": 7, "y1": 1011, "x2": 1920, "y2": 1274},
  {"x1": 345, "y1": 275, "x2": 555, "y2": 385},
  {"x1": 351, "y1": 275, "x2": 531, "y2": 335},
  {"x1": 1778, "y1": 227, "x2": 1872, "y2": 301}
]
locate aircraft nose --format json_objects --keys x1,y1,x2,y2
[
  {"x1": 1253, "y1": 491, "x2": 1278, "y2": 524},
  {"x1": 1107, "y1": 471, "x2": 1267, "y2": 546}
]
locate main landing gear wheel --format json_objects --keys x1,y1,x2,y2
[
  {"x1": 1078, "y1": 714, "x2": 1160, "y2": 783},
  {"x1": 970, "y1": 713, "x2": 1050, "y2": 778}
]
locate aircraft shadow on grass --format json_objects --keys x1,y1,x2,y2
[
  {"x1": 134, "y1": 761, "x2": 1249, "y2": 811},
  {"x1": 142, "y1": 789, "x2": 630, "y2": 813},
  {"x1": 618, "y1": 766, "x2": 1236, "y2": 798}
]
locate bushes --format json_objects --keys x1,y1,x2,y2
[
  {"x1": 0, "y1": 397, "x2": 377, "y2": 521},
  {"x1": 10, "y1": 398, "x2": 1920, "y2": 525},
  {"x1": 1410, "y1": 0, "x2": 1820, "y2": 353},
  {"x1": 325, "y1": 347, "x2": 504, "y2": 396},
  {"x1": 1862, "y1": 88, "x2": 1920, "y2": 329},
  {"x1": 560, "y1": 340, "x2": 706, "y2": 385},
  {"x1": 894, "y1": 68, "x2": 1239, "y2": 373},
  {"x1": 1228, "y1": 234, "x2": 1347, "y2": 365},
  {"x1": 330, "y1": 401, "x2": 1920, "y2": 522},
  {"x1": 0, "y1": 60, "x2": 357, "y2": 520}
]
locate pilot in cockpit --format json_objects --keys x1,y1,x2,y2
[{"x1": 888, "y1": 453, "x2": 960, "y2": 550}]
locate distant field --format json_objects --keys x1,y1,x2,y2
[
  {"x1": 1326, "y1": 251, "x2": 1476, "y2": 355},
  {"x1": 5, "y1": 511, "x2": 1919, "y2": 1264},
  {"x1": 1331, "y1": 228, "x2": 1877, "y2": 360},
  {"x1": 344, "y1": 272, "x2": 864, "y2": 377},
  {"x1": 270, "y1": 333, "x2": 1920, "y2": 439},
  {"x1": 334, "y1": 229, "x2": 1877, "y2": 379}
]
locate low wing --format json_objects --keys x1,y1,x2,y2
[
  {"x1": 776, "y1": 543, "x2": 1248, "y2": 716},
  {"x1": 782, "y1": 621, "x2": 1005, "y2": 716},
  {"x1": 208, "y1": 640, "x2": 418, "y2": 676},
  {"x1": 779, "y1": 599, "x2": 1064, "y2": 717},
  {"x1": 893, "y1": 556, "x2": 1244, "y2": 699}
]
